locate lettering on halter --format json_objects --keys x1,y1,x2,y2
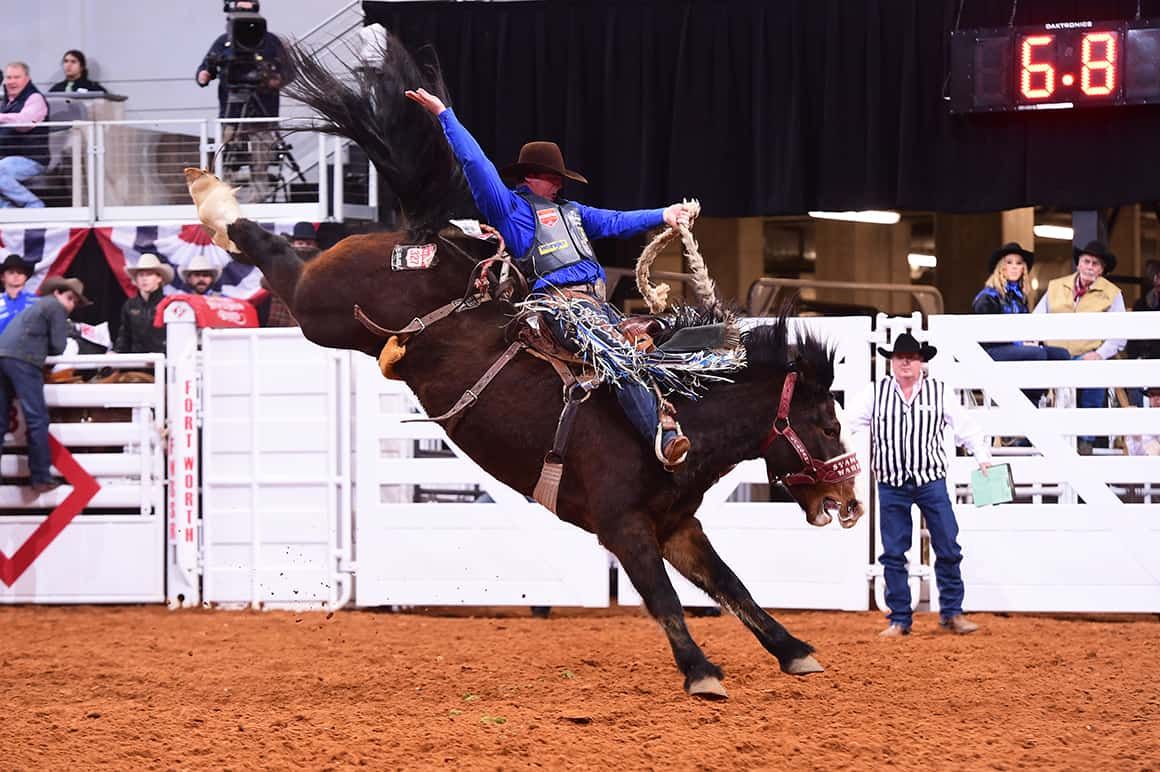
[{"x1": 759, "y1": 371, "x2": 861, "y2": 487}]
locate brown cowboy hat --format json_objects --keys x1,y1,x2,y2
[
  {"x1": 38, "y1": 276, "x2": 92, "y2": 307},
  {"x1": 499, "y1": 141, "x2": 588, "y2": 185},
  {"x1": 877, "y1": 332, "x2": 937, "y2": 362}
]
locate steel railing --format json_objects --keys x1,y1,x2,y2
[{"x1": 0, "y1": 116, "x2": 377, "y2": 225}]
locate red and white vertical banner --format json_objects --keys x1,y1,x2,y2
[{"x1": 165, "y1": 301, "x2": 201, "y2": 607}]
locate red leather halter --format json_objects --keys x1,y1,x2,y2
[{"x1": 759, "y1": 372, "x2": 861, "y2": 487}]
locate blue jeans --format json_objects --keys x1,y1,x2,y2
[
  {"x1": 545, "y1": 297, "x2": 660, "y2": 444},
  {"x1": 986, "y1": 343, "x2": 1071, "y2": 406},
  {"x1": 1073, "y1": 354, "x2": 1107, "y2": 443},
  {"x1": 878, "y1": 479, "x2": 965, "y2": 628},
  {"x1": 0, "y1": 156, "x2": 46, "y2": 208},
  {"x1": 0, "y1": 357, "x2": 53, "y2": 484}
]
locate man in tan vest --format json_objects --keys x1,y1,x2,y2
[{"x1": 1033, "y1": 240, "x2": 1126, "y2": 452}]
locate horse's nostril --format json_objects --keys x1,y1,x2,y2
[{"x1": 847, "y1": 499, "x2": 861, "y2": 513}]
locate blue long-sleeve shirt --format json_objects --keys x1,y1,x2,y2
[
  {"x1": 0, "y1": 290, "x2": 38, "y2": 335},
  {"x1": 438, "y1": 108, "x2": 666, "y2": 290}
]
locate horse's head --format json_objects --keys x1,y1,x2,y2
[{"x1": 744, "y1": 321, "x2": 865, "y2": 529}]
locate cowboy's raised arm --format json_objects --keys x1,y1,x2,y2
[
  {"x1": 575, "y1": 201, "x2": 693, "y2": 241},
  {"x1": 405, "y1": 88, "x2": 522, "y2": 235}
]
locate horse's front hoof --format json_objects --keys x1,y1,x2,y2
[
  {"x1": 783, "y1": 654, "x2": 824, "y2": 675},
  {"x1": 686, "y1": 675, "x2": 728, "y2": 700}
]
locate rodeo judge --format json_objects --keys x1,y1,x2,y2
[
  {"x1": 405, "y1": 87, "x2": 696, "y2": 468},
  {"x1": 846, "y1": 333, "x2": 991, "y2": 638},
  {"x1": 0, "y1": 277, "x2": 90, "y2": 492}
]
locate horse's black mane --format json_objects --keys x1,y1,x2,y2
[
  {"x1": 742, "y1": 314, "x2": 836, "y2": 395},
  {"x1": 283, "y1": 34, "x2": 478, "y2": 238}
]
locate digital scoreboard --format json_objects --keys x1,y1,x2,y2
[{"x1": 948, "y1": 19, "x2": 1160, "y2": 113}]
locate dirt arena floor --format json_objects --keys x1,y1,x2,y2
[{"x1": 2, "y1": 606, "x2": 1157, "y2": 770}]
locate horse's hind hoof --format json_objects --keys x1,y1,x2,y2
[
  {"x1": 783, "y1": 655, "x2": 824, "y2": 675},
  {"x1": 686, "y1": 676, "x2": 728, "y2": 700}
]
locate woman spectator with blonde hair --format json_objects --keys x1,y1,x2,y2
[{"x1": 971, "y1": 242, "x2": 1070, "y2": 404}]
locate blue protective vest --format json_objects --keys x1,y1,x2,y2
[{"x1": 514, "y1": 191, "x2": 598, "y2": 280}]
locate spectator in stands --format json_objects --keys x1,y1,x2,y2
[
  {"x1": 1126, "y1": 386, "x2": 1160, "y2": 456},
  {"x1": 0, "y1": 62, "x2": 50, "y2": 209},
  {"x1": 49, "y1": 50, "x2": 107, "y2": 94},
  {"x1": 1125, "y1": 259, "x2": 1160, "y2": 363},
  {"x1": 1033, "y1": 241, "x2": 1126, "y2": 453},
  {"x1": 255, "y1": 276, "x2": 297, "y2": 327},
  {"x1": 971, "y1": 242, "x2": 1070, "y2": 405},
  {"x1": 114, "y1": 254, "x2": 171, "y2": 355},
  {"x1": 847, "y1": 332, "x2": 991, "y2": 638},
  {"x1": 179, "y1": 255, "x2": 220, "y2": 296},
  {"x1": 289, "y1": 221, "x2": 317, "y2": 252},
  {"x1": 0, "y1": 254, "x2": 37, "y2": 334},
  {"x1": 0, "y1": 277, "x2": 90, "y2": 492}
]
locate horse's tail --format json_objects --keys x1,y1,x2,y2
[{"x1": 283, "y1": 32, "x2": 477, "y2": 237}]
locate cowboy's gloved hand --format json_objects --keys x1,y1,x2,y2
[
  {"x1": 405, "y1": 88, "x2": 447, "y2": 116},
  {"x1": 663, "y1": 203, "x2": 692, "y2": 230}
]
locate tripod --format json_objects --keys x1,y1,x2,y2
[{"x1": 218, "y1": 86, "x2": 306, "y2": 203}]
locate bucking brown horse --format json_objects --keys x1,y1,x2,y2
[{"x1": 209, "y1": 34, "x2": 865, "y2": 699}]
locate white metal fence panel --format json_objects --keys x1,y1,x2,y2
[
  {"x1": 352, "y1": 357, "x2": 609, "y2": 607},
  {"x1": 1, "y1": 354, "x2": 165, "y2": 603},
  {"x1": 618, "y1": 316, "x2": 874, "y2": 611},
  {"x1": 923, "y1": 313, "x2": 1160, "y2": 612},
  {"x1": 200, "y1": 328, "x2": 352, "y2": 609}
]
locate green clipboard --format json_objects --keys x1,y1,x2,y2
[{"x1": 971, "y1": 463, "x2": 1014, "y2": 507}]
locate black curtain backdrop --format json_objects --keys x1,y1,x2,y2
[
  {"x1": 65, "y1": 232, "x2": 129, "y2": 338},
  {"x1": 363, "y1": 0, "x2": 1160, "y2": 217}
]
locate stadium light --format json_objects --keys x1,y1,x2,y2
[
  {"x1": 1033, "y1": 224, "x2": 1074, "y2": 240},
  {"x1": 808, "y1": 210, "x2": 902, "y2": 225}
]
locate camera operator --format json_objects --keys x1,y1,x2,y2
[{"x1": 195, "y1": 1, "x2": 290, "y2": 199}]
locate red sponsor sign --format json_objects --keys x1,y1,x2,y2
[
  {"x1": 154, "y1": 293, "x2": 258, "y2": 329},
  {"x1": 0, "y1": 437, "x2": 102, "y2": 586},
  {"x1": 536, "y1": 208, "x2": 559, "y2": 228}
]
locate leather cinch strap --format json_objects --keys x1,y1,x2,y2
[
  {"x1": 406, "y1": 341, "x2": 526, "y2": 425},
  {"x1": 354, "y1": 299, "x2": 469, "y2": 337}
]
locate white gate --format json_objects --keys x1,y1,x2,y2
[
  {"x1": 199, "y1": 328, "x2": 352, "y2": 608},
  {"x1": 352, "y1": 356, "x2": 609, "y2": 607},
  {"x1": 922, "y1": 312, "x2": 1160, "y2": 613},
  {"x1": 1, "y1": 353, "x2": 165, "y2": 603},
  {"x1": 618, "y1": 316, "x2": 874, "y2": 610}
]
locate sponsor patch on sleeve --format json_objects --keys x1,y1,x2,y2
[{"x1": 391, "y1": 243, "x2": 439, "y2": 271}]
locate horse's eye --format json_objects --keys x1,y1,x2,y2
[{"x1": 822, "y1": 425, "x2": 840, "y2": 439}]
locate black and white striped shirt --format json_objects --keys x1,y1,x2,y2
[{"x1": 846, "y1": 375, "x2": 990, "y2": 487}]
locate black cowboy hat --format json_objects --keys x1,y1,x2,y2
[
  {"x1": 988, "y1": 241, "x2": 1035, "y2": 273},
  {"x1": 1073, "y1": 240, "x2": 1117, "y2": 274},
  {"x1": 0, "y1": 254, "x2": 34, "y2": 276},
  {"x1": 291, "y1": 221, "x2": 317, "y2": 241},
  {"x1": 877, "y1": 332, "x2": 937, "y2": 362},
  {"x1": 499, "y1": 141, "x2": 588, "y2": 185}
]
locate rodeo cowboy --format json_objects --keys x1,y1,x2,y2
[{"x1": 406, "y1": 88, "x2": 696, "y2": 467}]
